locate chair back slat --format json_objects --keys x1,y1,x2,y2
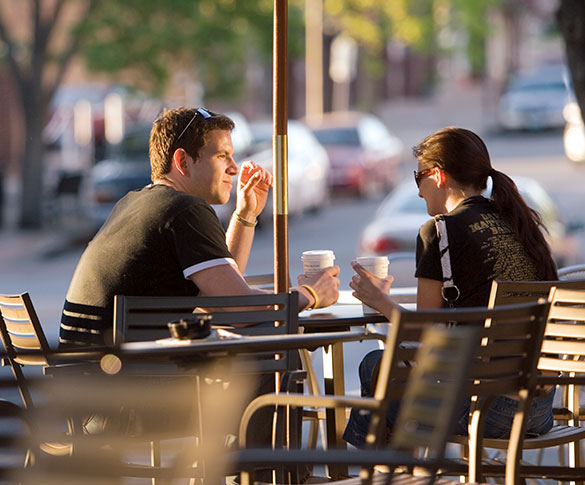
[
  {"x1": 470, "y1": 356, "x2": 525, "y2": 378},
  {"x1": 544, "y1": 322, "x2": 585, "y2": 338},
  {"x1": 2, "y1": 320, "x2": 36, "y2": 338},
  {"x1": 5, "y1": 335, "x2": 44, "y2": 351},
  {"x1": 468, "y1": 376, "x2": 523, "y2": 395},
  {"x1": 538, "y1": 356, "x2": 585, "y2": 373},
  {"x1": 541, "y1": 339, "x2": 585, "y2": 355},
  {"x1": 548, "y1": 305, "x2": 585, "y2": 322},
  {"x1": 0, "y1": 306, "x2": 31, "y2": 321},
  {"x1": 489, "y1": 279, "x2": 585, "y2": 307},
  {"x1": 479, "y1": 340, "x2": 527, "y2": 357}
]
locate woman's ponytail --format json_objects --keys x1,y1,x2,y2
[{"x1": 490, "y1": 169, "x2": 558, "y2": 280}]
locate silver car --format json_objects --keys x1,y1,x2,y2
[
  {"x1": 358, "y1": 176, "x2": 579, "y2": 267},
  {"x1": 498, "y1": 64, "x2": 572, "y2": 131}
]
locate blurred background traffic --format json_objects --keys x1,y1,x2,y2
[{"x1": 2, "y1": 1, "x2": 585, "y2": 341}]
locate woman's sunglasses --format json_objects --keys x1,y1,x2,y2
[{"x1": 413, "y1": 168, "x2": 434, "y2": 188}]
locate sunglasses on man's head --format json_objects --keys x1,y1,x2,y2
[
  {"x1": 176, "y1": 107, "x2": 213, "y2": 142},
  {"x1": 413, "y1": 168, "x2": 434, "y2": 188}
]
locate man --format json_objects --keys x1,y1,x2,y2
[{"x1": 60, "y1": 107, "x2": 339, "y2": 346}]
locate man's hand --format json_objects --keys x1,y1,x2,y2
[
  {"x1": 235, "y1": 161, "x2": 272, "y2": 220},
  {"x1": 296, "y1": 266, "x2": 341, "y2": 309}
]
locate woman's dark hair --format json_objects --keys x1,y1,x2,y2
[{"x1": 413, "y1": 126, "x2": 557, "y2": 280}]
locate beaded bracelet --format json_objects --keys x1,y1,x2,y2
[{"x1": 233, "y1": 212, "x2": 257, "y2": 227}]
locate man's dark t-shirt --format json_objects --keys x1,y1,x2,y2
[
  {"x1": 415, "y1": 196, "x2": 543, "y2": 307},
  {"x1": 59, "y1": 184, "x2": 234, "y2": 346}
]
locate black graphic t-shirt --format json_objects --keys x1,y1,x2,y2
[{"x1": 415, "y1": 196, "x2": 543, "y2": 307}]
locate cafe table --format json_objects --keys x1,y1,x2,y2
[
  {"x1": 116, "y1": 288, "x2": 415, "y2": 479},
  {"x1": 298, "y1": 288, "x2": 416, "y2": 463}
]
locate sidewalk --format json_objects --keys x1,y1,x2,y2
[{"x1": 0, "y1": 207, "x2": 93, "y2": 266}]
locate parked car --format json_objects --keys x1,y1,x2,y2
[
  {"x1": 213, "y1": 119, "x2": 331, "y2": 227},
  {"x1": 82, "y1": 123, "x2": 152, "y2": 228},
  {"x1": 305, "y1": 111, "x2": 403, "y2": 198},
  {"x1": 562, "y1": 100, "x2": 585, "y2": 163},
  {"x1": 498, "y1": 64, "x2": 572, "y2": 131},
  {"x1": 358, "y1": 176, "x2": 580, "y2": 267}
]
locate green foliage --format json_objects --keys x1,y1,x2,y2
[{"x1": 79, "y1": 0, "x2": 304, "y2": 101}]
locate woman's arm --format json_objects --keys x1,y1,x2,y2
[{"x1": 416, "y1": 277, "x2": 444, "y2": 309}]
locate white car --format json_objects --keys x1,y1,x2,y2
[
  {"x1": 498, "y1": 64, "x2": 572, "y2": 131},
  {"x1": 214, "y1": 120, "x2": 331, "y2": 227},
  {"x1": 359, "y1": 176, "x2": 579, "y2": 267}
]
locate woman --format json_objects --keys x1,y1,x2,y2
[{"x1": 343, "y1": 126, "x2": 557, "y2": 448}]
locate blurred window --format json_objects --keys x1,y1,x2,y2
[
  {"x1": 120, "y1": 131, "x2": 150, "y2": 160},
  {"x1": 313, "y1": 127, "x2": 361, "y2": 146}
]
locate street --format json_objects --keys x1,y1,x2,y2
[{"x1": 2, "y1": 127, "x2": 585, "y2": 399}]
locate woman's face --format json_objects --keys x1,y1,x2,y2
[{"x1": 416, "y1": 164, "x2": 447, "y2": 216}]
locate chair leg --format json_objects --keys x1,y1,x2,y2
[
  {"x1": 300, "y1": 348, "x2": 322, "y2": 451},
  {"x1": 151, "y1": 440, "x2": 161, "y2": 485},
  {"x1": 467, "y1": 407, "x2": 486, "y2": 484}
]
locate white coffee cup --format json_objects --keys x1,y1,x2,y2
[
  {"x1": 301, "y1": 250, "x2": 336, "y2": 276},
  {"x1": 355, "y1": 256, "x2": 390, "y2": 314}
]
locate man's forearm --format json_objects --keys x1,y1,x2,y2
[{"x1": 226, "y1": 212, "x2": 256, "y2": 273}]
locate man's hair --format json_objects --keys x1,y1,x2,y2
[{"x1": 149, "y1": 107, "x2": 234, "y2": 180}]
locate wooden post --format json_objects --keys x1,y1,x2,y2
[{"x1": 273, "y1": 0, "x2": 289, "y2": 294}]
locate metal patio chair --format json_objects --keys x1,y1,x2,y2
[
  {"x1": 236, "y1": 300, "x2": 550, "y2": 484},
  {"x1": 114, "y1": 291, "x2": 309, "y2": 482},
  {"x1": 235, "y1": 324, "x2": 479, "y2": 485},
  {"x1": 558, "y1": 263, "x2": 585, "y2": 282},
  {"x1": 472, "y1": 284, "x2": 585, "y2": 484}
]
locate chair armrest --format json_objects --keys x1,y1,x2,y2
[{"x1": 238, "y1": 392, "x2": 378, "y2": 448}]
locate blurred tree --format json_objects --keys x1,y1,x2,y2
[
  {"x1": 0, "y1": 0, "x2": 305, "y2": 228},
  {"x1": 0, "y1": 0, "x2": 98, "y2": 228},
  {"x1": 558, "y1": 0, "x2": 585, "y2": 120}
]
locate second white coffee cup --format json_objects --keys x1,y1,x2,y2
[
  {"x1": 355, "y1": 256, "x2": 390, "y2": 314},
  {"x1": 301, "y1": 250, "x2": 335, "y2": 276}
]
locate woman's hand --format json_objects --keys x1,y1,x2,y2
[
  {"x1": 235, "y1": 161, "x2": 272, "y2": 220},
  {"x1": 349, "y1": 261, "x2": 394, "y2": 313}
]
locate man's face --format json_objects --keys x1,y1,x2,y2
[{"x1": 188, "y1": 129, "x2": 238, "y2": 205}]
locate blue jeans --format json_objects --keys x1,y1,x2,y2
[{"x1": 343, "y1": 349, "x2": 555, "y2": 448}]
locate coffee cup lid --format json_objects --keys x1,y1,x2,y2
[
  {"x1": 356, "y1": 256, "x2": 389, "y2": 265},
  {"x1": 302, "y1": 250, "x2": 335, "y2": 259}
]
